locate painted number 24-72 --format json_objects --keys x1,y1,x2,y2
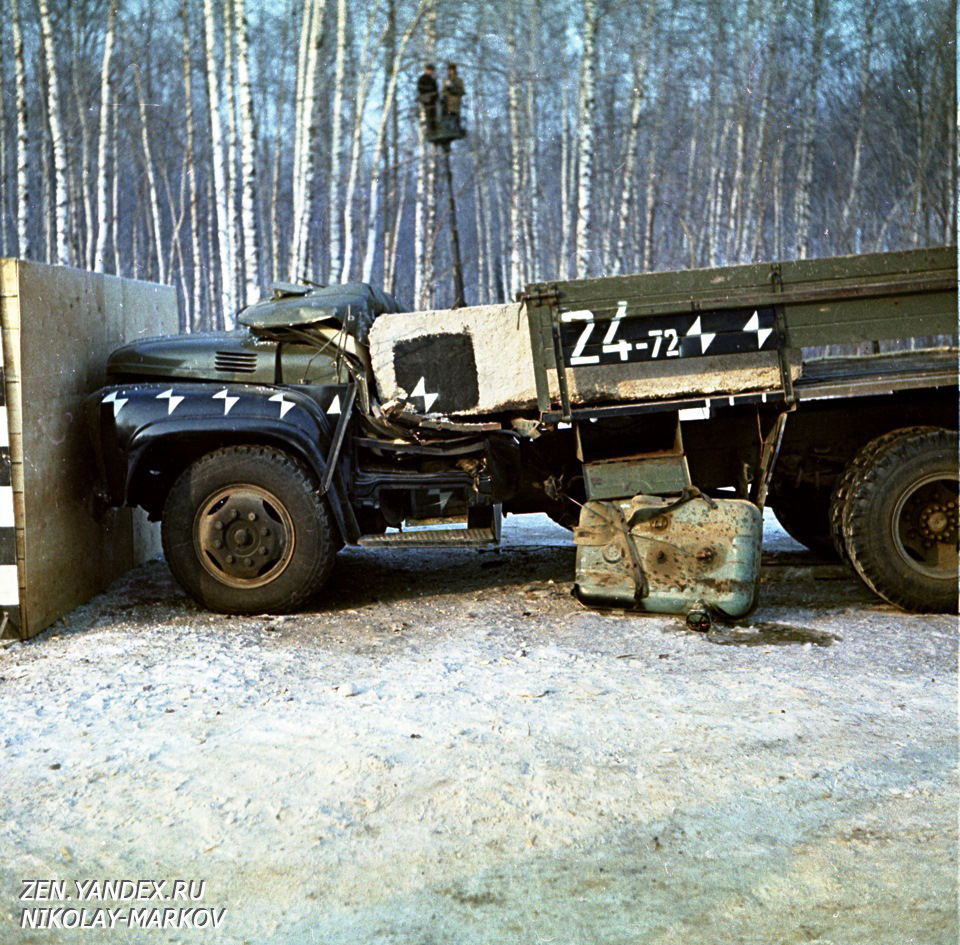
[{"x1": 561, "y1": 303, "x2": 679, "y2": 366}]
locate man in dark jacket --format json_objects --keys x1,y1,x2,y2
[{"x1": 417, "y1": 64, "x2": 438, "y2": 135}]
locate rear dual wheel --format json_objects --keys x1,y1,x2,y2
[
  {"x1": 834, "y1": 428, "x2": 958, "y2": 613},
  {"x1": 828, "y1": 425, "x2": 937, "y2": 564},
  {"x1": 162, "y1": 446, "x2": 337, "y2": 614}
]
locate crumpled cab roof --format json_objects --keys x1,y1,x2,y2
[{"x1": 238, "y1": 281, "x2": 405, "y2": 343}]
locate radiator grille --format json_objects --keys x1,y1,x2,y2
[{"x1": 214, "y1": 351, "x2": 258, "y2": 373}]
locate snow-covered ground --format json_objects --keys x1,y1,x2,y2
[{"x1": 1, "y1": 514, "x2": 956, "y2": 944}]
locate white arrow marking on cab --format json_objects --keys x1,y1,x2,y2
[
  {"x1": 156, "y1": 389, "x2": 184, "y2": 415},
  {"x1": 269, "y1": 392, "x2": 296, "y2": 419},
  {"x1": 102, "y1": 390, "x2": 128, "y2": 417},
  {"x1": 213, "y1": 389, "x2": 240, "y2": 416}
]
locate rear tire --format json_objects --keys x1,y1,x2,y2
[
  {"x1": 829, "y1": 426, "x2": 937, "y2": 563},
  {"x1": 841, "y1": 428, "x2": 958, "y2": 613},
  {"x1": 162, "y1": 445, "x2": 337, "y2": 614}
]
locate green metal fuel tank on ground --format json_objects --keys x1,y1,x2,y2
[{"x1": 573, "y1": 495, "x2": 763, "y2": 618}]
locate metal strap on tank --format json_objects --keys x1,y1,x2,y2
[
  {"x1": 626, "y1": 486, "x2": 717, "y2": 526},
  {"x1": 610, "y1": 504, "x2": 648, "y2": 602}
]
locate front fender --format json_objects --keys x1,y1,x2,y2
[{"x1": 91, "y1": 381, "x2": 356, "y2": 539}]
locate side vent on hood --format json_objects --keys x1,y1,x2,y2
[{"x1": 215, "y1": 350, "x2": 258, "y2": 374}]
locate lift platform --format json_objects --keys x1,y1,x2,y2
[{"x1": 426, "y1": 114, "x2": 467, "y2": 146}]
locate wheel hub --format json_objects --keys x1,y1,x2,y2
[
  {"x1": 917, "y1": 501, "x2": 956, "y2": 542},
  {"x1": 895, "y1": 477, "x2": 959, "y2": 577},
  {"x1": 194, "y1": 485, "x2": 295, "y2": 588}
]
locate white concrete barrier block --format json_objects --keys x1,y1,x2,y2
[
  {"x1": 369, "y1": 303, "x2": 539, "y2": 416},
  {"x1": 0, "y1": 259, "x2": 177, "y2": 639}
]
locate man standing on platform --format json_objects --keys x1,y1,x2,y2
[
  {"x1": 441, "y1": 62, "x2": 465, "y2": 133},
  {"x1": 417, "y1": 63, "x2": 439, "y2": 136}
]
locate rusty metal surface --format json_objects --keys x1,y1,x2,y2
[
  {"x1": 583, "y1": 455, "x2": 692, "y2": 500},
  {"x1": 357, "y1": 527, "x2": 500, "y2": 548},
  {"x1": 574, "y1": 494, "x2": 763, "y2": 617}
]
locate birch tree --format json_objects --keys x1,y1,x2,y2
[
  {"x1": 268, "y1": 5, "x2": 294, "y2": 283},
  {"x1": 724, "y1": 8, "x2": 753, "y2": 263},
  {"x1": 381, "y1": 0, "x2": 400, "y2": 291},
  {"x1": 10, "y1": 0, "x2": 29, "y2": 258},
  {"x1": 134, "y1": 69, "x2": 166, "y2": 281},
  {"x1": 506, "y1": 5, "x2": 524, "y2": 292},
  {"x1": 575, "y1": 0, "x2": 597, "y2": 278},
  {"x1": 110, "y1": 94, "x2": 120, "y2": 272},
  {"x1": 290, "y1": 0, "x2": 313, "y2": 241},
  {"x1": 223, "y1": 0, "x2": 240, "y2": 299},
  {"x1": 327, "y1": 0, "x2": 349, "y2": 282},
  {"x1": 706, "y1": 118, "x2": 729, "y2": 266},
  {"x1": 610, "y1": 22, "x2": 653, "y2": 274},
  {"x1": 69, "y1": 8, "x2": 93, "y2": 269},
  {"x1": 0, "y1": 21, "x2": 7, "y2": 255},
  {"x1": 641, "y1": 92, "x2": 665, "y2": 271},
  {"x1": 361, "y1": 1, "x2": 426, "y2": 284},
  {"x1": 204, "y1": 0, "x2": 235, "y2": 325},
  {"x1": 38, "y1": 0, "x2": 69, "y2": 265},
  {"x1": 679, "y1": 98, "x2": 700, "y2": 268},
  {"x1": 94, "y1": 0, "x2": 119, "y2": 272},
  {"x1": 290, "y1": 0, "x2": 326, "y2": 282},
  {"x1": 181, "y1": 0, "x2": 203, "y2": 324},
  {"x1": 948, "y1": 0, "x2": 958, "y2": 236},
  {"x1": 523, "y1": 0, "x2": 542, "y2": 282},
  {"x1": 793, "y1": 0, "x2": 828, "y2": 259},
  {"x1": 559, "y1": 83, "x2": 572, "y2": 279},
  {"x1": 340, "y1": 3, "x2": 383, "y2": 284},
  {"x1": 737, "y1": 46, "x2": 775, "y2": 261},
  {"x1": 839, "y1": 0, "x2": 877, "y2": 251},
  {"x1": 233, "y1": 0, "x2": 261, "y2": 305},
  {"x1": 414, "y1": 1, "x2": 437, "y2": 308}
]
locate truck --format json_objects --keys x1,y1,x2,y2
[{"x1": 88, "y1": 247, "x2": 958, "y2": 624}]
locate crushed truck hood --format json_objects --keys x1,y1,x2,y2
[
  {"x1": 106, "y1": 331, "x2": 278, "y2": 384},
  {"x1": 239, "y1": 282, "x2": 405, "y2": 342}
]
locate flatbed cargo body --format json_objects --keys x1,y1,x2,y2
[{"x1": 368, "y1": 248, "x2": 954, "y2": 419}]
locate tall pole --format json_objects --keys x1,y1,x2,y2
[{"x1": 442, "y1": 143, "x2": 466, "y2": 308}]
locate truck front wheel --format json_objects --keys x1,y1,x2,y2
[
  {"x1": 162, "y1": 446, "x2": 337, "y2": 614},
  {"x1": 841, "y1": 428, "x2": 958, "y2": 613}
]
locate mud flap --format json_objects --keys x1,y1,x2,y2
[{"x1": 573, "y1": 494, "x2": 762, "y2": 619}]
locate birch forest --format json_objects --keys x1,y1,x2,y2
[{"x1": 0, "y1": 0, "x2": 955, "y2": 330}]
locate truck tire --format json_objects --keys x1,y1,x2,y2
[
  {"x1": 829, "y1": 425, "x2": 938, "y2": 562},
  {"x1": 770, "y1": 482, "x2": 835, "y2": 556},
  {"x1": 162, "y1": 445, "x2": 337, "y2": 614},
  {"x1": 841, "y1": 428, "x2": 958, "y2": 613}
]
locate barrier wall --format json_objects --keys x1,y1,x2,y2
[{"x1": 0, "y1": 261, "x2": 178, "y2": 640}]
